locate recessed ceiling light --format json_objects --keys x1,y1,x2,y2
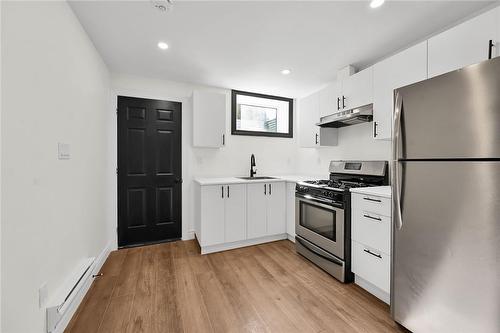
[
  {"x1": 370, "y1": 0, "x2": 385, "y2": 8},
  {"x1": 157, "y1": 41, "x2": 169, "y2": 50},
  {"x1": 281, "y1": 69, "x2": 291, "y2": 75}
]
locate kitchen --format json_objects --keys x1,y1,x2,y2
[{"x1": 1, "y1": 1, "x2": 500, "y2": 333}]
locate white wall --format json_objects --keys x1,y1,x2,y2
[
  {"x1": 296, "y1": 123, "x2": 392, "y2": 176},
  {"x1": 0, "y1": 1, "x2": 3, "y2": 330},
  {"x1": 110, "y1": 73, "x2": 391, "y2": 243},
  {"x1": 1, "y1": 2, "x2": 111, "y2": 332},
  {"x1": 111, "y1": 73, "x2": 299, "y2": 242}
]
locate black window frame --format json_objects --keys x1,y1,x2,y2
[{"x1": 231, "y1": 89, "x2": 293, "y2": 138}]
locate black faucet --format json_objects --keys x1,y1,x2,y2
[{"x1": 250, "y1": 154, "x2": 257, "y2": 178}]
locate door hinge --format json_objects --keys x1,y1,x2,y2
[
  {"x1": 116, "y1": 108, "x2": 118, "y2": 115},
  {"x1": 116, "y1": 168, "x2": 118, "y2": 175}
]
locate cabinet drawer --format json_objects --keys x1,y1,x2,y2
[
  {"x1": 352, "y1": 210, "x2": 390, "y2": 255},
  {"x1": 352, "y1": 193, "x2": 391, "y2": 217},
  {"x1": 351, "y1": 240, "x2": 390, "y2": 293}
]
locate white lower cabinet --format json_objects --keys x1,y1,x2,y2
[
  {"x1": 247, "y1": 182, "x2": 286, "y2": 238},
  {"x1": 247, "y1": 183, "x2": 268, "y2": 239},
  {"x1": 285, "y1": 182, "x2": 296, "y2": 239},
  {"x1": 352, "y1": 241, "x2": 390, "y2": 293},
  {"x1": 350, "y1": 190, "x2": 391, "y2": 304},
  {"x1": 266, "y1": 182, "x2": 286, "y2": 235},
  {"x1": 196, "y1": 181, "x2": 287, "y2": 254},
  {"x1": 224, "y1": 184, "x2": 247, "y2": 243},
  {"x1": 199, "y1": 184, "x2": 245, "y2": 247}
]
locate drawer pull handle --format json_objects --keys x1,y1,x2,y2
[
  {"x1": 363, "y1": 249, "x2": 382, "y2": 259},
  {"x1": 363, "y1": 197, "x2": 382, "y2": 203},
  {"x1": 363, "y1": 214, "x2": 382, "y2": 222}
]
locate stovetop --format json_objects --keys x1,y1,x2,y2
[
  {"x1": 303, "y1": 179, "x2": 373, "y2": 190},
  {"x1": 301, "y1": 179, "x2": 376, "y2": 191}
]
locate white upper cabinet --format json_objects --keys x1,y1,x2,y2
[
  {"x1": 340, "y1": 67, "x2": 373, "y2": 111},
  {"x1": 193, "y1": 90, "x2": 227, "y2": 148},
  {"x1": 373, "y1": 41, "x2": 428, "y2": 140},
  {"x1": 318, "y1": 82, "x2": 341, "y2": 118},
  {"x1": 298, "y1": 92, "x2": 320, "y2": 148},
  {"x1": 428, "y1": 7, "x2": 499, "y2": 78},
  {"x1": 298, "y1": 92, "x2": 338, "y2": 148}
]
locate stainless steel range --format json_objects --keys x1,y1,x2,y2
[{"x1": 295, "y1": 160, "x2": 388, "y2": 283}]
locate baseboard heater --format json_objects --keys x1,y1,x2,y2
[{"x1": 46, "y1": 257, "x2": 95, "y2": 333}]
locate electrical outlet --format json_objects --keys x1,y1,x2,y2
[{"x1": 39, "y1": 283, "x2": 48, "y2": 308}]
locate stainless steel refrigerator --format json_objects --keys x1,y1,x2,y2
[{"x1": 391, "y1": 57, "x2": 500, "y2": 333}]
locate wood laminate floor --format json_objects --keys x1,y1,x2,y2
[{"x1": 65, "y1": 240, "x2": 405, "y2": 333}]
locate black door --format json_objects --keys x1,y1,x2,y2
[{"x1": 117, "y1": 96, "x2": 182, "y2": 247}]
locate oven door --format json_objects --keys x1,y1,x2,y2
[{"x1": 295, "y1": 193, "x2": 345, "y2": 260}]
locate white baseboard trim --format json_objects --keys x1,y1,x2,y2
[
  {"x1": 354, "y1": 275, "x2": 390, "y2": 304},
  {"x1": 287, "y1": 233, "x2": 295, "y2": 242},
  {"x1": 183, "y1": 230, "x2": 195, "y2": 241},
  {"x1": 53, "y1": 241, "x2": 113, "y2": 333},
  {"x1": 200, "y1": 234, "x2": 288, "y2": 254}
]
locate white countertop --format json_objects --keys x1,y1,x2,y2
[
  {"x1": 350, "y1": 186, "x2": 391, "y2": 198},
  {"x1": 194, "y1": 175, "x2": 323, "y2": 186}
]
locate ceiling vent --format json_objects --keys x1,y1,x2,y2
[{"x1": 151, "y1": 0, "x2": 174, "y2": 13}]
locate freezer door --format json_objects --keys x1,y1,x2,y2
[
  {"x1": 394, "y1": 57, "x2": 500, "y2": 160},
  {"x1": 391, "y1": 161, "x2": 500, "y2": 333}
]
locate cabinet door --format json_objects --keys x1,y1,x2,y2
[
  {"x1": 341, "y1": 67, "x2": 373, "y2": 110},
  {"x1": 319, "y1": 82, "x2": 341, "y2": 118},
  {"x1": 285, "y1": 182, "x2": 296, "y2": 237},
  {"x1": 247, "y1": 183, "x2": 268, "y2": 239},
  {"x1": 200, "y1": 185, "x2": 225, "y2": 246},
  {"x1": 428, "y1": 8, "x2": 498, "y2": 78},
  {"x1": 267, "y1": 182, "x2": 286, "y2": 235},
  {"x1": 298, "y1": 92, "x2": 320, "y2": 148},
  {"x1": 193, "y1": 90, "x2": 227, "y2": 148},
  {"x1": 373, "y1": 42, "x2": 428, "y2": 140},
  {"x1": 224, "y1": 184, "x2": 246, "y2": 243}
]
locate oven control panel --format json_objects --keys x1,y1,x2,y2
[{"x1": 296, "y1": 184, "x2": 345, "y2": 204}]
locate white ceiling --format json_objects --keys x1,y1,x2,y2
[{"x1": 69, "y1": 1, "x2": 494, "y2": 98}]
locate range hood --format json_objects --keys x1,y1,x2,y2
[{"x1": 317, "y1": 104, "x2": 373, "y2": 128}]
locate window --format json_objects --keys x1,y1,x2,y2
[{"x1": 231, "y1": 90, "x2": 293, "y2": 138}]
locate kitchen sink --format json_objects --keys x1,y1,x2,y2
[{"x1": 237, "y1": 176, "x2": 277, "y2": 180}]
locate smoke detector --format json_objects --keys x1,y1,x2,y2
[{"x1": 151, "y1": 0, "x2": 173, "y2": 12}]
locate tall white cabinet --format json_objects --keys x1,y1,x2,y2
[
  {"x1": 192, "y1": 90, "x2": 227, "y2": 148},
  {"x1": 373, "y1": 42, "x2": 428, "y2": 140},
  {"x1": 428, "y1": 7, "x2": 499, "y2": 78}
]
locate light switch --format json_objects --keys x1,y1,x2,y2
[{"x1": 58, "y1": 143, "x2": 70, "y2": 160}]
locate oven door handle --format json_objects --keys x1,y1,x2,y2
[
  {"x1": 296, "y1": 237, "x2": 343, "y2": 266},
  {"x1": 295, "y1": 193, "x2": 343, "y2": 209}
]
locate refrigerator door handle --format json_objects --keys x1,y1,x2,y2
[{"x1": 393, "y1": 91, "x2": 403, "y2": 230}]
